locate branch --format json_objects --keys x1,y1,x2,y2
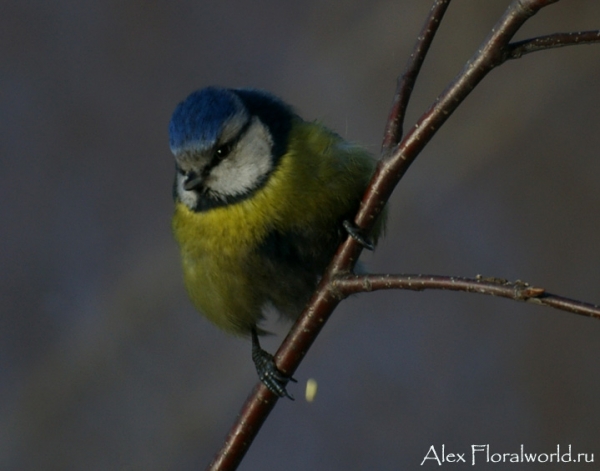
[
  {"x1": 333, "y1": 274, "x2": 600, "y2": 320},
  {"x1": 381, "y1": 0, "x2": 452, "y2": 152},
  {"x1": 207, "y1": 1, "x2": 599, "y2": 469},
  {"x1": 357, "y1": 0, "x2": 560, "y2": 236},
  {"x1": 507, "y1": 30, "x2": 600, "y2": 59}
]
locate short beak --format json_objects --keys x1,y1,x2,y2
[{"x1": 184, "y1": 174, "x2": 204, "y2": 191}]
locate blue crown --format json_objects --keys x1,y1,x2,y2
[{"x1": 169, "y1": 87, "x2": 242, "y2": 153}]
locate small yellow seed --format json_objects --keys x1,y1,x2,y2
[{"x1": 305, "y1": 378, "x2": 318, "y2": 402}]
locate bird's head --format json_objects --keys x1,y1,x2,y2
[{"x1": 169, "y1": 87, "x2": 294, "y2": 211}]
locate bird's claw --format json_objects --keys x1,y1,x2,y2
[
  {"x1": 251, "y1": 329, "x2": 296, "y2": 400},
  {"x1": 343, "y1": 220, "x2": 374, "y2": 250}
]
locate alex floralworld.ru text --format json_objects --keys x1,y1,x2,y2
[{"x1": 421, "y1": 444, "x2": 594, "y2": 466}]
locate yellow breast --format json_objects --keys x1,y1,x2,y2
[{"x1": 172, "y1": 120, "x2": 379, "y2": 334}]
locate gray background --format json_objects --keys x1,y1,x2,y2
[{"x1": 2, "y1": 1, "x2": 600, "y2": 469}]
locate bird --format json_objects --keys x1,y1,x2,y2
[{"x1": 169, "y1": 87, "x2": 386, "y2": 399}]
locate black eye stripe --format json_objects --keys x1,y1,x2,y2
[{"x1": 207, "y1": 118, "x2": 253, "y2": 170}]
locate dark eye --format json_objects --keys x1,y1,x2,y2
[{"x1": 215, "y1": 142, "x2": 233, "y2": 160}]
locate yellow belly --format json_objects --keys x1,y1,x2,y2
[{"x1": 171, "y1": 120, "x2": 383, "y2": 336}]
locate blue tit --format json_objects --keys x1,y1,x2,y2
[{"x1": 169, "y1": 87, "x2": 386, "y2": 398}]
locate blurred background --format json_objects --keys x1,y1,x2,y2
[{"x1": 2, "y1": 1, "x2": 600, "y2": 469}]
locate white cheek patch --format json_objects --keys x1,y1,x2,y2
[{"x1": 208, "y1": 119, "x2": 274, "y2": 198}]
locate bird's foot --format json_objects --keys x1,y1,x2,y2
[
  {"x1": 343, "y1": 220, "x2": 374, "y2": 250},
  {"x1": 251, "y1": 328, "x2": 297, "y2": 400}
]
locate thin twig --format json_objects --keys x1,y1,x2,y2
[
  {"x1": 381, "y1": 0, "x2": 452, "y2": 152},
  {"x1": 333, "y1": 274, "x2": 600, "y2": 320},
  {"x1": 356, "y1": 0, "x2": 556, "y2": 237},
  {"x1": 207, "y1": 385, "x2": 277, "y2": 470},
  {"x1": 507, "y1": 30, "x2": 600, "y2": 59}
]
